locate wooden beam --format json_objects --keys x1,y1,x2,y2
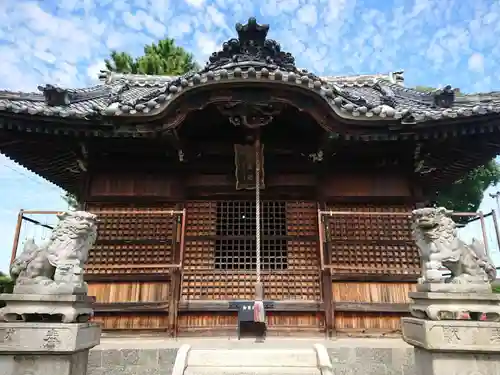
[
  {"x1": 93, "y1": 301, "x2": 169, "y2": 313},
  {"x1": 330, "y1": 274, "x2": 418, "y2": 282},
  {"x1": 85, "y1": 273, "x2": 171, "y2": 282},
  {"x1": 91, "y1": 300, "x2": 410, "y2": 314},
  {"x1": 334, "y1": 302, "x2": 409, "y2": 313},
  {"x1": 179, "y1": 300, "x2": 324, "y2": 312}
]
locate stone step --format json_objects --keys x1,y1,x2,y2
[
  {"x1": 183, "y1": 367, "x2": 321, "y2": 375},
  {"x1": 186, "y1": 349, "x2": 318, "y2": 368}
]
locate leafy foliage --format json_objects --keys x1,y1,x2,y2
[
  {"x1": 62, "y1": 192, "x2": 80, "y2": 210},
  {"x1": 413, "y1": 86, "x2": 500, "y2": 214},
  {"x1": 104, "y1": 38, "x2": 199, "y2": 75},
  {"x1": 434, "y1": 160, "x2": 500, "y2": 213},
  {"x1": 0, "y1": 272, "x2": 13, "y2": 307},
  {"x1": 0, "y1": 272, "x2": 13, "y2": 294}
]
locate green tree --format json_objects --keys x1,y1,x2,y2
[
  {"x1": 0, "y1": 272, "x2": 13, "y2": 294},
  {"x1": 413, "y1": 86, "x2": 500, "y2": 213},
  {"x1": 104, "y1": 38, "x2": 199, "y2": 75},
  {"x1": 62, "y1": 192, "x2": 80, "y2": 210},
  {"x1": 434, "y1": 160, "x2": 500, "y2": 213},
  {"x1": 66, "y1": 39, "x2": 196, "y2": 212},
  {"x1": 0, "y1": 271, "x2": 13, "y2": 307},
  {"x1": 493, "y1": 280, "x2": 500, "y2": 293}
]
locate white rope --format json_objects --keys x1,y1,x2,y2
[{"x1": 255, "y1": 138, "x2": 261, "y2": 284}]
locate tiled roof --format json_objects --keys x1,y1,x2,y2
[{"x1": 0, "y1": 18, "x2": 499, "y2": 126}]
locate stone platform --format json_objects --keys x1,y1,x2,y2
[{"x1": 86, "y1": 337, "x2": 416, "y2": 375}]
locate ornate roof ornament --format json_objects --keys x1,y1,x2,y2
[
  {"x1": 203, "y1": 17, "x2": 296, "y2": 72},
  {"x1": 38, "y1": 84, "x2": 72, "y2": 106},
  {"x1": 433, "y1": 85, "x2": 456, "y2": 108}
]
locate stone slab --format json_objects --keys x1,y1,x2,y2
[
  {"x1": 183, "y1": 367, "x2": 321, "y2": 375},
  {"x1": 0, "y1": 322, "x2": 101, "y2": 353},
  {"x1": 0, "y1": 351, "x2": 91, "y2": 375},
  {"x1": 414, "y1": 348, "x2": 500, "y2": 375},
  {"x1": 401, "y1": 317, "x2": 500, "y2": 352},
  {"x1": 408, "y1": 292, "x2": 500, "y2": 321},
  {"x1": 416, "y1": 283, "x2": 493, "y2": 293},
  {"x1": 0, "y1": 293, "x2": 94, "y2": 303},
  {"x1": 186, "y1": 349, "x2": 317, "y2": 367},
  {"x1": 87, "y1": 348, "x2": 178, "y2": 375},
  {"x1": 0, "y1": 293, "x2": 94, "y2": 323},
  {"x1": 408, "y1": 292, "x2": 500, "y2": 301}
]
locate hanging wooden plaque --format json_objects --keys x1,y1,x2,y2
[{"x1": 234, "y1": 143, "x2": 265, "y2": 190}]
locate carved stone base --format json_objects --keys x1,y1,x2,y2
[
  {"x1": 402, "y1": 318, "x2": 500, "y2": 375},
  {"x1": 0, "y1": 294, "x2": 94, "y2": 323},
  {"x1": 409, "y1": 292, "x2": 500, "y2": 321},
  {"x1": 13, "y1": 282, "x2": 88, "y2": 296},
  {"x1": 416, "y1": 282, "x2": 492, "y2": 293},
  {"x1": 0, "y1": 322, "x2": 101, "y2": 375}
]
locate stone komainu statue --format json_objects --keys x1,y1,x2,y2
[
  {"x1": 9, "y1": 211, "x2": 98, "y2": 295},
  {"x1": 411, "y1": 207, "x2": 497, "y2": 286}
]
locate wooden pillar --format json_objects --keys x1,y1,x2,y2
[
  {"x1": 10, "y1": 210, "x2": 24, "y2": 265},
  {"x1": 168, "y1": 269, "x2": 181, "y2": 337},
  {"x1": 322, "y1": 269, "x2": 334, "y2": 338},
  {"x1": 318, "y1": 207, "x2": 335, "y2": 338},
  {"x1": 168, "y1": 207, "x2": 183, "y2": 337}
]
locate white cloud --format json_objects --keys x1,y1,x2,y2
[
  {"x1": 468, "y1": 52, "x2": 485, "y2": 73},
  {"x1": 297, "y1": 4, "x2": 317, "y2": 27},
  {"x1": 185, "y1": 0, "x2": 206, "y2": 8}
]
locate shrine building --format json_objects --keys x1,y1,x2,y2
[{"x1": 1, "y1": 18, "x2": 500, "y2": 337}]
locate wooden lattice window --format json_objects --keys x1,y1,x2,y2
[
  {"x1": 324, "y1": 204, "x2": 420, "y2": 274},
  {"x1": 215, "y1": 201, "x2": 288, "y2": 270}
]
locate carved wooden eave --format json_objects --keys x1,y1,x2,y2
[
  {"x1": 1, "y1": 17, "x2": 500, "y2": 196},
  {"x1": 0, "y1": 17, "x2": 499, "y2": 136}
]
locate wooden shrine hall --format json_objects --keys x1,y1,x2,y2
[{"x1": 2, "y1": 18, "x2": 500, "y2": 337}]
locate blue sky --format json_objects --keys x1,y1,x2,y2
[{"x1": 1, "y1": 0, "x2": 500, "y2": 273}]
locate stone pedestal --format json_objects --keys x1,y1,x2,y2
[
  {"x1": 0, "y1": 322, "x2": 101, "y2": 375},
  {"x1": 403, "y1": 291, "x2": 500, "y2": 375},
  {"x1": 402, "y1": 318, "x2": 500, "y2": 375},
  {"x1": 0, "y1": 293, "x2": 101, "y2": 375}
]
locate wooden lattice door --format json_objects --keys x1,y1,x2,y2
[{"x1": 182, "y1": 200, "x2": 321, "y2": 301}]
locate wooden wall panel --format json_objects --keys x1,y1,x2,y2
[
  {"x1": 177, "y1": 312, "x2": 324, "y2": 336},
  {"x1": 331, "y1": 280, "x2": 415, "y2": 335},
  {"x1": 89, "y1": 172, "x2": 183, "y2": 198},
  {"x1": 332, "y1": 282, "x2": 416, "y2": 303},
  {"x1": 177, "y1": 313, "x2": 237, "y2": 334},
  {"x1": 334, "y1": 313, "x2": 403, "y2": 335},
  {"x1": 88, "y1": 281, "x2": 170, "y2": 331},
  {"x1": 321, "y1": 173, "x2": 411, "y2": 198},
  {"x1": 88, "y1": 282, "x2": 170, "y2": 303},
  {"x1": 92, "y1": 315, "x2": 169, "y2": 330}
]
